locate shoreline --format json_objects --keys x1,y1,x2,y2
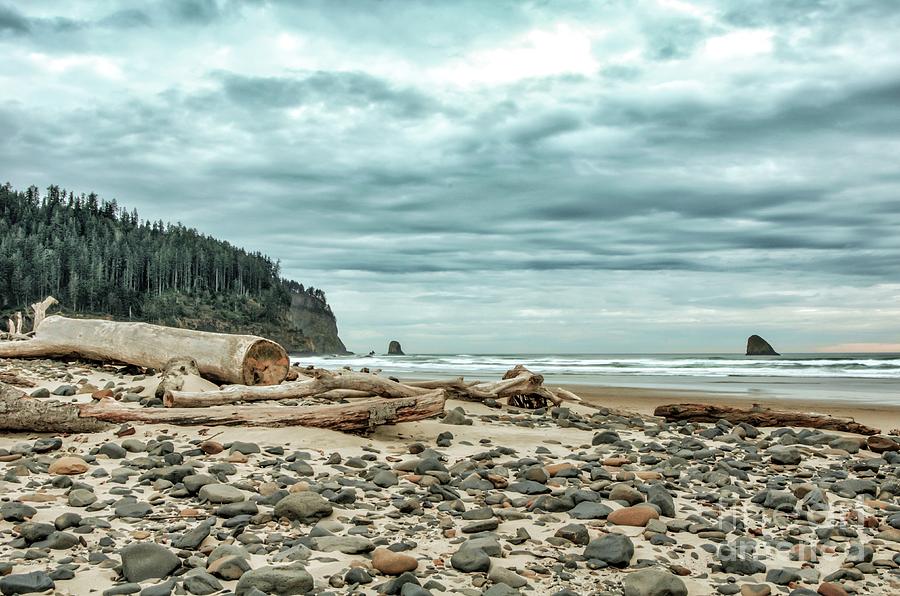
[{"x1": 563, "y1": 383, "x2": 900, "y2": 432}]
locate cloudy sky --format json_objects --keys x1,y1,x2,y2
[{"x1": 3, "y1": 1, "x2": 900, "y2": 353}]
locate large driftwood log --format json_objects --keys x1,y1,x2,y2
[
  {"x1": 0, "y1": 316, "x2": 289, "y2": 385},
  {"x1": 654, "y1": 403, "x2": 880, "y2": 436},
  {"x1": 165, "y1": 369, "x2": 430, "y2": 407},
  {"x1": 166, "y1": 364, "x2": 576, "y2": 409},
  {"x1": 0, "y1": 382, "x2": 446, "y2": 433},
  {"x1": 30, "y1": 296, "x2": 58, "y2": 331}
]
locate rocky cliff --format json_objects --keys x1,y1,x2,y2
[{"x1": 284, "y1": 292, "x2": 348, "y2": 354}]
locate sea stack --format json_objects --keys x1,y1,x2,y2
[
  {"x1": 746, "y1": 334, "x2": 779, "y2": 356},
  {"x1": 388, "y1": 340, "x2": 405, "y2": 355}
]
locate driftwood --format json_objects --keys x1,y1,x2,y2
[
  {"x1": 30, "y1": 296, "x2": 58, "y2": 331},
  {"x1": 0, "y1": 372, "x2": 36, "y2": 387},
  {"x1": 164, "y1": 369, "x2": 430, "y2": 407},
  {"x1": 654, "y1": 403, "x2": 880, "y2": 436},
  {"x1": 0, "y1": 315, "x2": 289, "y2": 386},
  {"x1": 0, "y1": 382, "x2": 446, "y2": 433},
  {"x1": 166, "y1": 364, "x2": 579, "y2": 409}
]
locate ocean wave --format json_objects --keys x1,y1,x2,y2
[{"x1": 292, "y1": 353, "x2": 900, "y2": 380}]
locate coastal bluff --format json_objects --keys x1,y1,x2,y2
[{"x1": 746, "y1": 334, "x2": 780, "y2": 356}]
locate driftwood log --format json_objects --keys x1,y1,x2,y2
[
  {"x1": 0, "y1": 382, "x2": 446, "y2": 433},
  {"x1": 30, "y1": 296, "x2": 58, "y2": 331},
  {"x1": 654, "y1": 403, "x2": 880, "y2": 435},
  {"x1": 165, "y1": 364, "x2": 579, "y2": 409},
  {"x1": 0, "y1": 316, "x2": 289, "y2": 385}
]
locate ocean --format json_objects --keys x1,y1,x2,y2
[{"x1": 293, "y1": 353, "x2": 900, "y2": 405}]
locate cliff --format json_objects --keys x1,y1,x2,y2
[{"x1": 285, "y1": 292, "x2": 348, "y2": 354}]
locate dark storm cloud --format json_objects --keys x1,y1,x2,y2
[
  {"x1": 0, "y1": 5, "x2": 29, "y2": 33},
  {"x1": 4, "y1": 0, "x2": 900, "y2": 350},
  {"x1": 218, "y1": 71, "x2": 444, "y2": 119}
]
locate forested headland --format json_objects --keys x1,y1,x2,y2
[{"x1": 0, "y1": 183, "x2": 346, "y2": 353}]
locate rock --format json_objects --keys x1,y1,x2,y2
[
  {"x1": 207, "y1": 555, "x2": 250, "y2": 580},
  {"x1": 741, "y1": 585, "x2": 771, "y2": 596},
  {"x1": 488, "y1": 565, "x2": 527, "y2": 588},
  {"x1": 48, "y1": 456, "x2": 88, "y2": 475},
  {"x1": 98, "y1": 443, "x2": 127, "y2": 459},
  {"x1": 235, "y1": 564, "x2": 313, "y2": 596},
  {"x1": 583, "y1": 533, "x2": 634, "y2": 568},
  {"x1": 67, "y1": 488, "x2": 97, "y2": 507},
  {"x1": 120, "y1": 543, "x2": 181, "y2": 583},
  {"x1": 182, "y1": 569, "x2": 223, "y2": 596},
  {"x1": 442, "y1": 407, "x2": 472, "y2": 426},
  {"x1": 388, "y1": 341, "x2": 404, "y2": 355},
  {"x1": 310, "y1": 536, "x2": 374, "y2": 554},
  {"x1": 647, "y1": 484, "x2": 676, "y2": 517},
  {"x1": 115, "y1": 501, "x2": 153, "y2": 518},
  {"x1": 768, "y1": 446, "x2": 802, "y2": 466},
  {"x1": 274, "y1": 492, "x2": 333, "y2": 522},
  {"x1": 372, "y1": 548, "x2": 418, "y2": 575},
  {"x1": 622, "y1": 569, "x2": 687, "y2": 596},
  {"x1": 866, "y1": 435, "x2": 900, "y2": 453},
  {"x1": 569, "y1": 501, "x2": 612, "y2": 520},
  {"x1": 0, "y1": 571, "x2": 54, "y2": 595},
  {"x1": 345, "y1": 567, "x2": 373, "y2": 585},
  {"x1": 816, "y1": 583, "x2": 848, "y2": 596},
  {"x1": 52, "y1": 384, "x2": 77, "y2": 396},
  {"x1": 1, "y1": 503, "x2": 36, "y2": 522},
  {"x1": 29, "y1": 388, "x2": 50, "y2": 398},
  {"x1": 555, "y1": 523, "x2": 590, "y2": 545},
  {"x1": 450, "y1": 546, "x2": 490, "y2": 573},
  {"x1": 746, "y1": 334, "x2": 779, "y2": 355},
  {"x1": 198, "y1": 484, "x2": 245, "y2": 504},
  {"x1": 607, "y1": 505, "x2": 659, "y2": 527}
]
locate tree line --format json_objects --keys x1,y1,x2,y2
[{"x1": 0, "y1": 183, "x2": 332, "y2": 325}]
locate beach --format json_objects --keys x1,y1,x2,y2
[
  {"x1": 1, "y1": 356, "x2": 900, "y2": 596},
  {"x1": 567, "y1": 384, "x2": 900, "y2": 435}
]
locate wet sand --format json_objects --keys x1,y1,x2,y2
[{"x1": 564, "y1": 383, "x2": 900, "y2": 433}]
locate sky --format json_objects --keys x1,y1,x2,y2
[{"x1": 2, "y1": 0, "x2": 900, "y2": 354}]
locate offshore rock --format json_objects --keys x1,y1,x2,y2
[{"x1": 746, "y1": 335, "x2": 779, "y2": 356}]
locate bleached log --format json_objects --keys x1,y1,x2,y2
[
  {"x1": 165, "y1": 369, "x2": 429, "y2": 407},
  {"x1": 0, "y1": 316, "x2": 289, "y2": 385},
  {"x1": 30, "y1": 296, "x2": 58, "y2": 331},
  {"x1": 654, "y1": 403, "x2": 880, "y2": 436},
  {"x1": 0, "y1": 382, "x2": 446, "y2": 433}
]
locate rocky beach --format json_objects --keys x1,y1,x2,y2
[{"x1": 1, "y1": 357, "x2": 899, "y2": 596}]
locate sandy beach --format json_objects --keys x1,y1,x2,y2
[
  {"x1": 565, "y1": 384, "x2": 900, "y2": 435},
  {"x1": 1, "y1": 357, "x2": 900, "y2": 596}
]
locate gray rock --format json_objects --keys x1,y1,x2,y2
[
  {"x1": 235, "y1": 564, "x2": 313, "y2": 596},
  {"x1": 568, "y1": 501, "x2": 612, "y2": 520},
  {"x1": 584, "y1": 533, "x2": 634, "y2": 568},
  {"x1": 0, "y1": 571, "x2": 55, "y2": 595},
  {"x1": 115, "y1": 501, "x2": 153, "y2": 518},
  {"x1": 450, "y1": 546, "x2": 490, "y2": 572},
  {"x1": 555, "y1": 523, "x2": 590, "y2": 545},
  {"x1": 67, "y1": 488, "x2": 97, "y2": 508},
  {"x1": 1, "y1": 503, "x2": 36, "y2": 522},
  {"x1": 442, "y1": 407, "x2": 472, "y2": 426},
  {"x1": 622, "y1": 569, "x2": 687, "y2": 596},
  {"x1": 768, "y1": 446, "x2": 802, "y2": 466},
  {"x1": 198, "y1": 484, "x2": 245, "y2": 504},
  {"x1": 647, "y1": 484, "x2": 676, "y2": 517},
  {"x1": 488, "y1": 565, "x2": 527, "y2": 588},
  {"x1": 52, "y1": 384, "x2": 77, "y2": 396},
  {"x1": 182, "y1": 569, "x2": 223, "y2": 595},
  {"x1": 273, "y1": 492, "x2": 333, "y2": 522},
  {"x1": 172, "y1": 523, "x2": 211, "y2": 550},
  {"x1": 98, "y1": 443, "x2": 128, "y2": 459},
  {"x1": 120, "y1": 543, "x2": 181, "y2": 583},
  {"x1": 310, "y1": 535, "x2": 374, "y2": 554}
]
